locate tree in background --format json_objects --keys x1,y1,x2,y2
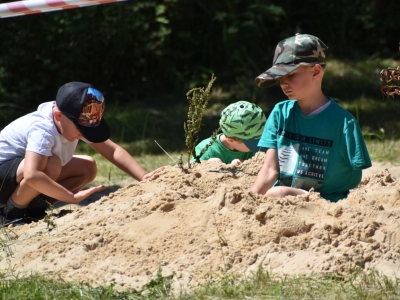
[{"x1": 0, "y1": 0, "x2": 398, "y2": 128}]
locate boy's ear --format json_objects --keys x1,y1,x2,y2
[
  {"x1": 226, "y1": 137, "x2": 236, "y2": 143},
  {"x1": 53, "y1": 109, "x2": 62, "y2": 121},
  {"x1": 312, "y1": 64, "x2": 324, "y2": 79}
]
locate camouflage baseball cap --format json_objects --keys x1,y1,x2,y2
[{"x1": 255, "y1": 33, "x2": 329, "y2": 88}]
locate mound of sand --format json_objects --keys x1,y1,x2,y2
[{"x1": 1, "y1": 153, "x2": 400, "y2": 291}]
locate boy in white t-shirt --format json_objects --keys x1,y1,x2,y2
[{"x1": 0, "y1": 82, "x2": 161, "y2": 225}]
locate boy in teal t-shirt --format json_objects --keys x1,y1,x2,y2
[
  {"x1": 251, "y1": 33, "x2": 371, "y2": 202},
  {"x1": 192, "y1": 101, "x2": 266, "y2": 164}
]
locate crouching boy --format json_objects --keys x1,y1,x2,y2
[{"x1": 0, "y1": 82, "x2": 160, "y2": 224}]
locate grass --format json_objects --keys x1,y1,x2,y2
[
  {"x1": 184, "y1": 268, "x2": 400, "y2": 300},
  {"x1": 364, "y1": 139, "x2": 400, "y2": 164},
  {"x1": 88, "y1": 150, "x2": 183, "y2": 186},
  {"x1": 0, "y1": 267, "x2": 399, "y2": 299},
  {"x1": 0, "y1": 274, "x2": 131, "y2": 299}
]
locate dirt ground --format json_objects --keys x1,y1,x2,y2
[{"x1": 1, "y1": 154, "x2": 400, "y2": 291}]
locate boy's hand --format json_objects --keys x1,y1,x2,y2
[
  {"x1": 142, "y1": 166, "x2": 166, "y2": 180},
  {"x1": 230, "y1": 159, "x2": 244, "y2": 165},
  {"x1": 207, "y1": 158, "x2": 223, "y2": 163},
  {"x1": 72, "y1": 185, "x2": 105, "y2": 204}
]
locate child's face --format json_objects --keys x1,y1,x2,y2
[
  {"x1": 230, "y1": 139, "x2": 252, "y2": 152},
  {"x1": 279, "y1": 66, "x2": 315, "y2": 100},
  {"x1": 58, "y1": 114, "x2": 83, "y2": 142}
]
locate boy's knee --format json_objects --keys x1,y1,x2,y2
[
  {"x1": 44, "y1": 155, "x2": 62, "y2": 180},
  {"x1": 82, "y1": 156, "x2": 97, "y2": 181}
]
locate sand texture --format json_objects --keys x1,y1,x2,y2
[{"x1": 1, "y1": 153, "x2": 400, "y2": 291}]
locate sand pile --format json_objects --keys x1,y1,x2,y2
[{"x1": 1, "y1": 152, "x2": 400, "y2": 291}]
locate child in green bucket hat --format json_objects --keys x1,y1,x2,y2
[{"x1": 192, "y1": 100, "x2": 266, "y2": 164}]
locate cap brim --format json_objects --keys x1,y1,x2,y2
[
  {"x1": 76, "y1": 118, "x2": 110, "y2": 143},
  {"x1": 255, "y1": 65, "x2": 300, "y2": 88},
  {"x1": 243, "y1": 139, "x2": 264, "y2": 153}
]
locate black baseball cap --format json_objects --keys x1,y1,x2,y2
[{"x1": 56, "y1": 82, "x2": 110, "y2": 143}]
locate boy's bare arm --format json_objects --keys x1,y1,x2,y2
[
  {"x1": 251, "y1": 148, "x2": 280, "y2": 194},
  {"x1": 90, "y1": 139, "x2": 148, "y2": 181},
  {"x1": 22, "y1": 151, "x2": 104, "y2": 204}
]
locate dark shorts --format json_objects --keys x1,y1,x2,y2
[{"x1": 0, "y1": 157, "x2": 23, "y2": 206}]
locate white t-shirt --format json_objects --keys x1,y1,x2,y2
[
  {"x1": 308, "y1": 100, "x2": 331, "y2": 116},
  {"x1": 0, "y1": 101, "x2": 79, "y2": 166}
]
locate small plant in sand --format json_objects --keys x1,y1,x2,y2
[
  {"x1": 194, "y1": 126, "x2": 222, "y2": 161},
  {"x1": 380, "y1": 44, "x2": 400, "y2": 98},
  {"x1": 380, "y1": 66, "x2": 400, "y2": 98},
  {"x1": 140, "y1": 267, "x2": 173, "y2": 297},
  {"x1": 0, "y1": 228, "x2": 15, "y2": 258},
  {"x1": 183, "y1": 74, "x2": 217, "y2": 168},
  {"x1": 43, "y1": 206, "x2": 57, "y2": 231}
]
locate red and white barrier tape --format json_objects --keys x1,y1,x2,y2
[{"x1": 0, "y1": 0, "x2": 127, "y2": 18}]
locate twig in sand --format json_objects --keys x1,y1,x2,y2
[{"x1": 154, "y1": 140, "x2": 177, "y2": 164}]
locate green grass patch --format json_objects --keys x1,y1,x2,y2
[
  {"x1": 89, "y1": 151, "x2": 182, "y2": 186},
  {"x1": 0, "y1": 274, "x2": 133, "y2": 299},
  {"x1": 364, "y1": 138, "x2": 400, "y2": 164},
  {"x1": 0, "y1": 267, "x2": 399, "y2": 299},
  {"x1": 185, "y1": 268, "x2": 400, "y2": 300}
]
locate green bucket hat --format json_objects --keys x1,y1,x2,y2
[
  {"x1": 255, "y1": 33, "x2": 329, "y2": 88},
  {"x1": 219, "y1": 101, "x2": 266, "y2": 152}
]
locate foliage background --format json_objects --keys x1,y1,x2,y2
[{"x1": 0, "y1": 0, "x2": 399, "y2": 152}]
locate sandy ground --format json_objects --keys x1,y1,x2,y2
[
  {"x1": 363, "y1": 161, "x2": 400, "y2": 178},
  {"x1": 1, "y1": 155, "x2": 400, "y2": 292}
]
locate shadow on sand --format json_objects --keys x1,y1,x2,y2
[{"x1": 52, "y1": 184, "x2": 123, "y2": 210}]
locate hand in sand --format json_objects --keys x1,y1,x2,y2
[
  {"x1": 71, "y1": 185, "x2": 105, "y2": 204},
  {"x1": 142, "y1": 166, "x2": 166, "y2": 180},
  {"x1": 207, "y1": 158, "x2": 223, "y2": 163},
  {"x1": 230, "y1": 158, "x2": 244, "y2": 165}
]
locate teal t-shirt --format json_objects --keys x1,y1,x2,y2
[
  {"x1": 258, "y1": 99, "x2": 372, "y2": 202},
  {"x1": 191, "y1": 134, "x2": 254, "y2": 164}
]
